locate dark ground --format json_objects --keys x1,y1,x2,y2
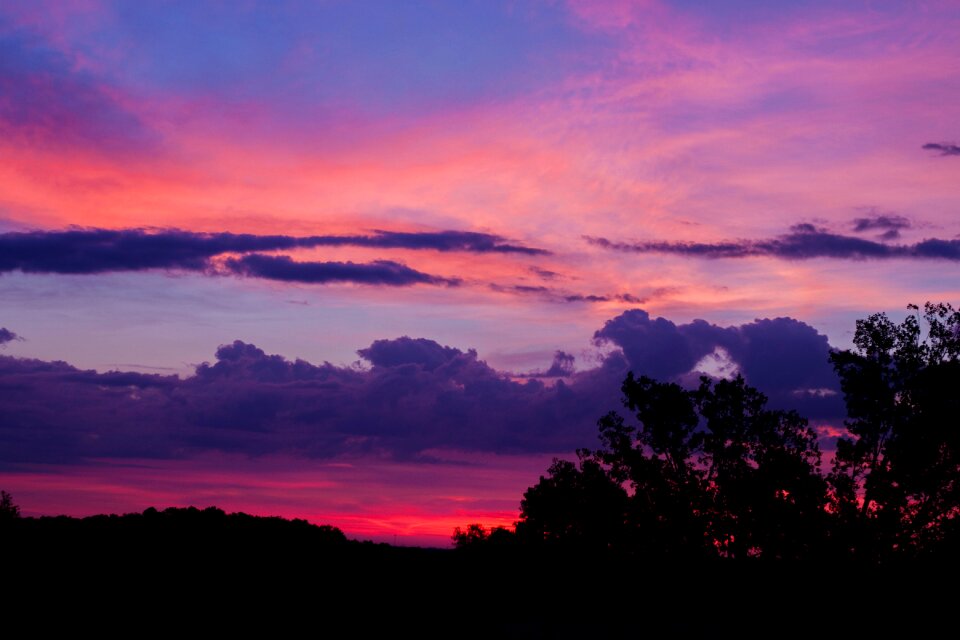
[{"x1": 5, "y1": 507, "x2": 956, "y2": 637}]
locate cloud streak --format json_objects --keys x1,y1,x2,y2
[
  {"x1": 323, "y1": 230, "x2": 549, "y2": 255},
  {"x1": 852, "y1": 214, "x2": 911, "y2": 240},
  {"x1": 0, "y1": 228, "x2": 542, "y2": 285},
  {"x1": 226, "y1": 254, "x2": 457, "y2": 286},
  {"x1": 586, "y1": 225, "x2": 960, "y2": 262},
  {"x1": 0, "y1": 328, "x2": 18, "y2": 346},
  {"x1": 0, "y1": 30, "x2": 157, "y2": 153},
  {"x1": 923, "y1": 143, "x2": 960, "y2": 156},
  {"x1": 489, "y1": 284, "x2": 649, "y2": 305}
]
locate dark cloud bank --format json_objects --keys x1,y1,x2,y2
[
  {"x1": 0, "y1": 228, "x2": 545, "y2": 286},
  {"x1": 587, "y1": 222, "x2": 960, "y2": 261},
  {"x1": 0, "y1": 310, "x2": 844, "y2": 466}
]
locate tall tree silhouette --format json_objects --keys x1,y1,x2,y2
[
  {"x1": 828, "y1": 302, "x2": 960, "y2": 560},
  {"x1": 0, "y1": 490, "x2": 19, "y2": 522},
  {"x1": 517, "y1": 374, "x2": 828, "y2": 560}
]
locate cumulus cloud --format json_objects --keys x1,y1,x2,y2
[
  {"x1": 525, "y1": 351, "x2": 576, "y2": 378},
  {"x1": 594, "y1": 309, "x2": 843, "y2": 420},
  {"x1": 923, "y1": 143, "x2": 960, "y2": 156},
  {"x1": 357, "y1": 337, "x2": 470, "y2": 371},
  {"x1": 586, "y1": 224, "x2": 960, "y2": 261},
  {"x1": 0, "y1": 337, "x2": 625, "y2": 465},
  {"x1": 0, "y1": 309, "x2": 847, "y2": 466}
]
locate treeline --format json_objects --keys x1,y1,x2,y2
[
  {"x1": 4, "y1": 504, "x2": 347, "y2": 547},
  {"x1": 456, "y1": 302, "x2": 960, "y2": 566}
]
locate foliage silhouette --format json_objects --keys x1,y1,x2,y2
[
  {"x1": 516, "y1": 374, "x2": 828, "y2": 560},
  {"x1": 828, "y1": 302, "x2": 960, "y2": 561},
  {"x1": 451, "y1": 523, "x2": 517, "y2": 548},
  {"x1": 0, "y1": 490, "x2": 19, "y2": 520},
  {"x1": 473, "y1": 301, "x2": 960, "y2": 566}
]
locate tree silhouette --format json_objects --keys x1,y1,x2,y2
[
  {"x1": 516, "y1": 373, "x2": 828, "y2": 560},
  {"x1": 452, "y1": 523, "x2": 516, "y2": 548},
  {"x1": 828, "y1": 302, "x2": 960, "y2": 560},
  {"x1": 0, "y1": 490, "x2": 20, "y2": 521},
  {"x1": 517, "y1": 457, "x2": 628, "y2": 551}
]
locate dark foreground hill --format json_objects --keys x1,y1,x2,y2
[{"x1": 4, "y1": 506, "x2": 957, "y2": 637}]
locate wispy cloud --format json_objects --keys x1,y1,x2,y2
[
  {"x1": 489, "y1": 283, "x2": 647, "y2": 304},
  {"x1": 851, "y1": 214, "x2": 911, "y2": 240},
  {"x1": 225, "y1": 254, "x2": 458, "y2": 287},
  {"x1": 0, "y1": 328, "x2": 19, "y2": 346},
  {"x1": 923, "y1": 143, "x2": 960, "y2": 156},
  {"x1": 0, "y1": 30, "x2": 157, "y2": 153},
  {"x1": 0, "y1": 228, "x2": 542, "y2": 285},
  {"x1": 586, "y1": 224, "x2": 960, "y2": 261}
]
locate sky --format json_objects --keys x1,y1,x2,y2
[{"x1": 1, "y1": 0, "x2": 958, "y2": 546}]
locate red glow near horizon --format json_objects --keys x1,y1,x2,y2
[{"x1": 0, "y1": 452, "x2": 557, "y2": 547}]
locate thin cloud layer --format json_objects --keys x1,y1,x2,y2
[
  {"x1": 0, "y1": 228, "x2": 542, "y2": 285},
  {"x1": 0, "y1": 29, "x2": 157, "y2": 153},
  {"x1": 586, "y1": 225, "x2": 960, "y2": 262},
  {"x1": 489, "y1": 284, "x2": 648, "y2": 305},
  {"x1": 0, "y1": 228, "x2": 298, "y2": 274},
  {"x1": 225, "y1": 254, "x2": 456, "y2": 287},
  {"x1": 332, "y1": 230, "x2": 548, "y2": 255},
  {"x1": 0, "y1": 309, "x2": 845, "y2": 466},
  {"x1": 923, "y1": 143, "x2": 960, "y2": 156},
  {"x1": 852, "y1": 215, "x2": 911, "y2": 240}
]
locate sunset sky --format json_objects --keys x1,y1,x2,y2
[{"x1": 2, "y1": 0, "x2": 958, "y2": 546}]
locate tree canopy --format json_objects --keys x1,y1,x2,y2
[
  {"x1": 463, "y1": 302, "x2": 960, "y2": 564},
  {"x1": 0, "y1": 490, "x2": 19, "y2": 521},
  {"x1": 516, "y1": 374, "x2": 827, "y2": 560},
  {"x1": 828, "y1": 302, "x2": 960, "y2": 560}
]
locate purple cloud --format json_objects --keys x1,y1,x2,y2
[
  {"x1": 0, "y1": 309, "x2": 847, "y2": 466},
  {"x1": 224, "y1": 254, "x2": 456, "y2": 287},
  {"x1": 537, "y1": 351, "x2": 576, "y2": 378},
  {"x1": 333, "y1": 230, "x2": 548, "y2": 255},
  {"x1": 358, "y1": 337, "x2": 466, "y2": 371},
  {"x1": 0, "y1": 328, "x2": 19, "y2": 346},
  {"x1": 0, "y1": 228, "x2": 294, "y2": 274},
  {"x1": 923, "y1": 143, "x2": 960, "y2": 156},
  {"x1": 0, "y1": 228, "x2": 543, "y2": 276},
  {"x1": 490, "y1": 283, "x2": 646, "y2": 304},
  {"x1": 586, "y1": 225, "x2": 960, "y2": 261},
  {"x1": 594, "y1": 310, "x2": 843, "y2": 420},
  {"x1": 0, "y1": 228, "x2": 546, "y2": 286},
  {"x1": 852, "y1": 215, "x2": 910, "y2": 233},
  {"x1": 0, "y1": 337, "x2": 625, "y2": 465}
]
